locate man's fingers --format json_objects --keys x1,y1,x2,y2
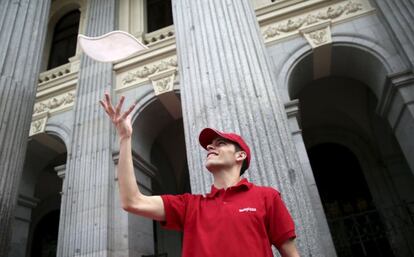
[
  {"x1": 115, "y1": 95, "x2": 125, "y2": 116},
  {"x1": 105, "y1": 93, "x2": 115, "y2": 114},
  {"x1": 122, "y1": 101, "x2": 137, "y2": 119},
  {"x1": 99, "y1": 100, "x2": 107, "y2": 109},
  {"x1": 100, "y1": 100, "x2": 114, "y2": 117}
]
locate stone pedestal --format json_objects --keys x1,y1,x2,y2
[
  {"x1": 172, "y1": 0, "x2": 330, "y2": 255},
  {"x1": 56, "y1": 1, "x2": 117, "y2": 256},
  {"x1": 0, "y1": 1, "x2": 51, "y2": 255}
]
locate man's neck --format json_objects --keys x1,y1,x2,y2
[{"x1": 212, "y1": 168, "x2": 241, "y2": 189}]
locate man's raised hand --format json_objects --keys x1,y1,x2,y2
[{"x1": 99, "y1": 93, "x2": 136, "y2": 140}]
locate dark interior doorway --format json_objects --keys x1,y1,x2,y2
[
  {"x1": 30, "y1": 210, "x2": 60, "y2": 257},
  {"x1": 308, "y1": 143, "x2": 395, "y2": 257}
]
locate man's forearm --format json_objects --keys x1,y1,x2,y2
[
  {"x1": 279, "y1": 239, "x2": 300, "y2": 257},
  {"x1": 117, "y1": 136, "x2": 143, "y2": 209}
]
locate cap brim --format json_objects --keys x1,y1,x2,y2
[{"x1": 199, "y1": 128, "x2": 224, "y2": 149}]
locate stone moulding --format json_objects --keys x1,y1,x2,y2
[
  {"x1": 116, "y1": 56, "x2": 178, "y2": 92},
  {"x1": 33, "y1": 90, "x2": 76, "y2": 115},
  {"x1": 262, "y1": 0, "x2": 374, "y2": 44},
  {"x1": 38, "y1": 63, "x2": 71, "y2": 84},
  {"x1": 143, "y1": 25, "x2": 175, "y2": 46},
  {"x1": 30, "y1": 90, "x2": 76, "y2": 137}
]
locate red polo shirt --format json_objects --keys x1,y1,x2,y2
[{"x1": 160, "y1": 178, "x2": 296, "y2": 257}]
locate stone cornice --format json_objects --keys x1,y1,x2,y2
[{"x1": 261, "y1": 0, "x2": 375, "y2": 44}]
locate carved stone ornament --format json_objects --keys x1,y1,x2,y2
[
  {"x1": 263, "y1": 0, "x2": 368, "y2": 42},
  {"x1": 122, "y1": 57, "x2": 178, "y2": 86},
  {"x1": 300, "y1": 21, "x2": 332, "y2": 48},
  {"x1": 33, "y1": 91, "x2": 75, "y2": 115},
  {"x1": 29, "y1": 113, "x2": 48, "y2": 137},
  {"x1": 148, "y1": 68, "x2": 176, "y2": 96}
]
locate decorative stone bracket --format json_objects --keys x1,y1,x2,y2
[
  {"x1": 148, "y1": 68, "x2": 182, "y2": 120},
  {"x1": 148, "y1": 68, "x2": 176, "y2": 95},
  {"x1": 300, "y1": 20, "x2": 332, "y2": 79},
  {"x1": 29, "y1": 112, "x2": 49, "y2": 137}
]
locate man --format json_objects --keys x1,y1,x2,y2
[{"x1": 100, "y1": 93, "x2": 300, "y2": 257}]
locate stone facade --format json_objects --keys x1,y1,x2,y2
[{"x1": 2, "y1": 0, "x2": 414, "y2": 257}]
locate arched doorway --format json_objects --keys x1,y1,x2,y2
[
  {"x1": 131, "y1": 93, "x2": 189, "y2": 257},
  {"x1": 288, "y1": 44, "x2": 414, "y2": 256},
  {"x1": 308, "y1": 143, "x2": 393, "y2": 257},
  {"x1": 10, "y1": 133, "x2": 67, "y2": 257},
  {"x1": 30, "y1": 210, "x2": 60, "y2": 257}
]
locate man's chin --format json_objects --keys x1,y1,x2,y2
[{"x1": 205, "y1": 162, "x2": 221, "y2": 173}]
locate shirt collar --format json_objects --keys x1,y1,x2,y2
[{"x1": 206, "y1": 178, "x2": 253, "y2": 198}]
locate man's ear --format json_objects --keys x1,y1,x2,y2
[{"x1": 236, "y1": 151, "x2": 247, "y2": 162}]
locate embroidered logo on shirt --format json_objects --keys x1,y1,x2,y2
[{"x1": 239, "y1": 207, "x2": 257, "y2": 212}]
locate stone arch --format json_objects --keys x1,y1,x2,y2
[
  {"x1": 45, "y1": 121, "x2": 72, "y2": 152},
  {"x1": 280, "y1": 35, "x2": 407, "y2": 101},
  {"x1": 9, "y1": 131, "x2": 67, "y2": 257}
]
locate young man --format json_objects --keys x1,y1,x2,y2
[{"x1": 100, "y1": 93, "x2": 300, "y2": 257}]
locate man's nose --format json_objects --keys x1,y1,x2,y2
[{"x1": 207, "y1": 144, "x2": 214, "y2": 150}]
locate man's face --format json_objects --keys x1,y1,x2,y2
[{"x1": 205, "y1": 137, "x2": 240, "y2": 172}]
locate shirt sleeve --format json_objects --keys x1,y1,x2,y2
[
  {"x1": 160, "y1": 193, "x2": 191, "y2": 231},
  {"x1": 266, "y1": 189, "x2": 296, "y2": 249}
]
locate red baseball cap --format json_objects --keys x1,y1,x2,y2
[{"x1": 199, "y1": 128, "x2": 251, "y2": 169}]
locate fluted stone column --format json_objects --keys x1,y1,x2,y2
[
  {"x1": 172, "y1": 0, "x2": 329, "y2": 256},
  {"x1": 56, "y1": 1, "x2": 117, "y2": 256},
  {"x1": 374, "y1": 0, "x2": 414, "y2": 67},
  {"x1": 0, "y1": 1, "x2": 51, "y2": 256}
]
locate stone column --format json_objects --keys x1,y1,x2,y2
[
  {"x1": 374, "y1": 0, "x2": 414, "y2": 67},
  {"x1": 0, "y1": 1, "x2": 51, "y2": 256},
  {"x1": 172, "y1": 0, "x2": 329, "y2": 256},
  {"x1": 56, "y1": 0, "x2": 117, "y2": 256},
  {"x1": 119, "y1": 0, "x2": 146, "y2": 40},
  {"x1": 378, "y1": 71, "x2": 414, "y2": 174}
]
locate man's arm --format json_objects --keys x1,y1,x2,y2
[
  {"x1": 279, "y1": 239, "x2": 300, "y2": 257},
  {"x1": 100, "y1": 93, "x2": 165, "y2": 221}
]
